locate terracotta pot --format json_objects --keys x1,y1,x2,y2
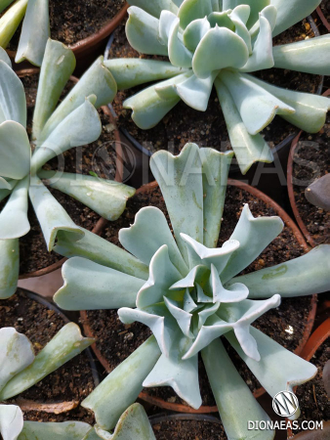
[
  {"x1": 289, "y1": 422, "x2": 330, "y2": 440},
  {"x1": 15, "y1": 69, "x2": 123, "y2": 280},
  {"x1": 82, "y1": 179, "x2": 317, "y2": 414},
  {"x1": 316, "y1": 5, "x2": 330, "y2": 32}
]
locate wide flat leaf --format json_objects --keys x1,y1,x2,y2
[
  {"x1": 0, "y1": 323, "x2": 93, "y2": 400},
  {"x1": 215, "y1": 77, "x2": 273, "y2": 174},
  {"x1": 32, "y1": 39, "x2": 75, "y2": 141},
  {"x1": 15, "y1": 0, "x2": 49, "y2": 66},
  {"x1": 231, "y1": 245, "x2": 330, "y2": 298},
  {"x1": 273, "y1": 35, "x2": 330, "y2": 76},
  {"x1": 178, "y1": 0, "x2": 213, "y2": 29},
  {"x1": 0, "y1": 46, "x2": 11, "y2": 66},
  {"x1": 38, "y1": 170, "x2": 135, "y2": 221},
  {"x1": 110, "y1": 404, "x2": 156, "y2": 440},
  {"x1": 0, "y1": 405, "x2": 23, "y2": 440},
  {"x1": 0, "y1": 62, "x2": 26, "y2": 126},
  {"x1": 0, "y1": 121, "x2": 30, "y2": 180},
  {"x1": 168, "y1": 17, "x2": 193, "y2": 68},
  {"x1": 183, "y1": 17, "x2": 211, "y2": 51},
  {"x1": 0, "y1": 239, "x2": 19, "y2": 299},
  {"x1": 0, "y1": 0, "x2": 27, "y2": 48},
  {"x1": 28, "y1": 176, "x2": 84, "y2": 251},
  {"x1": 202, "y1": 338, "x2": 275, "y2": 440},
  {"x1": 54, "y1": 257, "x2": 144, "y2": 310},
  {"x1": 82, "y1": 337, "x2": 160, "y2": 431},
  {"x1": 127, "y1": 0, "x2": 179, "y2": 18},
  {"x1": 175, "y1": 72, "x2": 216, "y2": 111},
  {"x1": 19, "y1": 421, "x2": 92, "y2": 440}
]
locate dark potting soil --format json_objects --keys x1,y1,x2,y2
[
  {"x1": 291, "y1": 114, "x2": 330, "y2": 246},
  {"x1": 294, "y1": 338, "x2": 330, "y2": 433},
  {"x1": 12, "y1": 72, "x2": 117, "y2": 275},
  {"x1": 152, "y1": 418, "x2": 226, "y2": 440},
  {"x1": 3, "y1": 0, "x2": 126, "y2": 51},
  {"x1": 86, "y1": 183, "x2": 312, "y2": 408},
  {"x1": 0, "y1": 289, "x2": 95, "y2": 423},
  {"x1": 110, "y1": 19, "x2": 321, "y2": 155}
]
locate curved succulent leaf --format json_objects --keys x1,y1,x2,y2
[
  {"x1": 19, "y1": 421, "x2": 93, "y2": 440},
  {"x1": 0, "y1": 0, "x2": 15, "y2": 13},
  {"x1": 0, "y1": 0, "x2": 27, "y2": 48},
  {"x1": 183, "y1": 17, "x2": 211, "y2": 51},
  {"x1": 0, "y1": 239, "x2": 18, "y2": 299},
  {"x1": 55, "y1": 257, "x2": 144, "y2": 311},
  {"x1": 0, "y1": 405, "x2": 23, "y2": 440},
  {"x1": 175, "y1": 72, "x2": 216, "y2": 111},
  {"x1": 0, "y1": 61, "x2": 26, "y2": 126},
  {"x1": 0, "y1": 121, "x2": 30, "y2": 180},
  {"x1": 109, "y1": 404, "x2": 156, "y2": 440},
  {"x1": 229, "y1": 5, "x2": 252, "y2": 53},
  {"x1": 15, "y1": 0, "x2": 49, "y2": 66},
  {"x1": 178, "y1": 0, "x2": 214, "y2": 29},
  {"x1": 82, "y1": 337, "x2": 160, "y2": 431},
  {"x1": 127, "y1": 0, "x2": 179, "y2": 18},
  {"x1": 0, "y1": 46, "x2": 11, "y2": 66},
  {"x1": 168, "y1": 16, "x2": 193, "y2": 68}
]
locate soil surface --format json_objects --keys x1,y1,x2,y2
[
  {"x1": 291, "y1": 114, "x2": 330, "y2": 246},
  {"x1": 86, "y1": 183, "x2": 313, "y2": 409},
  {"x1": 152, "y1": 417, "x2": 226, "y2": 440},
  {"x1": 109, "y1": 18, "x2": 321, "y2": 155},
  {"x1": 0, "y1": 289, "x2": 95, "y2": 423}
]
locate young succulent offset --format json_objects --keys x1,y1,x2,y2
[
  {"x1": 54, "y1": 143, "x2": 330, "y2": 440},
  {"x1": 0, "y1": 41, "x2": 135, "y2": 299},
  {"x1": 0, "y1": 0, "x2": 49, "y2": 66},
  {"x1": 105, "y1": 0, "x2": 330, "y2": 173}
]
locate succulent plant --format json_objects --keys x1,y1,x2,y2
[
  {"x1": 305, "y1": 173, "x2": 330, "y2": 211},
  {"x1": 104, "y1": 0, "x2": 330, "y2": 173},
  {"x1": 54, "y1": 143, "x2": 330, "y2": 439},
  {"x1": 0, "y1": 41, "x2": 135, "y2": 299},
  {"x1": 0, "y1": 0, "x2": 49, "y2": 66}
]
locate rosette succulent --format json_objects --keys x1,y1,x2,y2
[
  {"x1": 54, "y1": 143, "x2": 330, "y2": 439},
  {"x1": 0, "y1": 40, "x2": 135, "y2": 299},
  {"x1": 105, "y1": 0, "x2": 330, "y2": 173}
]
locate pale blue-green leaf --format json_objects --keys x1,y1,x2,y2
[
  {"x1": 54, "y1": 227, "x2": 149, "y2": 280},
  {"x1": 240, "y1": 16, "x2": 274, "y2": 72},
  {"x1": 210, "y1": 0, "x2": 220, "y2": 12},
  {"x1": 219, "y1": 70, "x2": 294, "y2": 135},
  {"x1": 28, "y1": 176, "x2": 84, "y2": 251},
  {"x1": 32, "y1": 39, "x2": 75, "y2": 141},
  {"x1": 271, "y1": 0, "x2": 322, "y2": 37},
  {"x1": 0, "y1": 121, "x2": 30, "y2": 179},
  {"x1": 164, "y1": 296, "x2": 193, "y2": 338},
  {"x1": 183, "y1": 288, "x2": 198, "y2": 312},
  {"x1": 192, "y1": 27, "x2": 249, "y2": 79},
  {"x1": 109, "y1": 404, "x2": 156, "y2": 440},
  {"x1": 38, "y1": 170, "x2": 135, "y2": 221},
  {"x1": 244, "y1": 0, "x2": 271, "y2": 30},
  {"x1": 150, "y1": 143, "x2": 204, "y2": 260},
  {"x1": 198, "y1": 302, "x2": 220, "y2": 327},
  {"x1": 0, "y1": 328, "x2": 34, "y2": 392},
  {"x1": 0, "y1": 323, "x2": 93, "y2": 400},
  {"x1": 0, "y1": 61, "x2": 26, "y2": 126},
  {"x1": 0, "y1": 405, "x2": 23, "y2": 440},
  {"x1": 31, "y1": 99, "x2": 101, "y2": 171},
  {"x1": 119, "y1": 206, "x2": 188, "y2": 274},
  {"x1": 201, "y1": 148, "x2": 233, "y2": 247},
  {"x1": 231, "y1": 245, "x2": 330, "y2": 298},
  {"x1": 178, "y1": 0, "x2": 213, "y2": 28},
  {"x1": 104, "y1": 59, "x2": 185, "y2": 90},
  {"x1": 40, "y1": 57, "x2": 116, "y2": 140},
  {"x1": 154, "y1": 71, "x2": 192, "y2": 100},
  {"x1": 210, "y1": 264, "x2": 249, "y2": 303},
  {"x1": 0, "y1": 176, "x2": 29, "y2": 239},
  {"x1": 136, "y1": 245, "x2": 182, "y2": 308},
  {"x1": 0, "y1": 46, "x2": 11, "y2": 66},
  {"x1": 175, "y1": 72, "x2": 216, "y2": 111},
  {"x1": 82, "y1": 336, "x2": 160, "y2": 430},
  {"x1": 127, "y1": 0, "x2": 179, "y2": 18},
  {"x1": 54, "y1": 257, "x2": 143, "y2": 311},
  {"x1": 158, "y1": 10, "x2": 177, "y2": 45},
  {"x1": 0, "y1": 185, "x2": 11, "y2": 197},
  {"x1": 226, "y1": 328, "x2": 317, "y2": 406},
  {"x1": 0, "y1": 0, "x2": 27, "y2": 48},
  {"x1": 273, "y1": 34, "x2": 330, "y2": 75},
  {"x1": 170, "y1": 265, "x2": 211, "y2": 290},
  {"x1": 202, "y1": 338, "x2": 275, "y2": 440},
  {"x1": 19, "y1": 421, "x2": 93, "y2": 440},
  {"x1": 15, "y1": 0, "x2": 49, "y2": 66},
  {"x1": 229, "y1": 5, "x2": 252, "y2": 53},
  {"x1": 168, "y1": 19, "x2": 193, "y2": 68},
  {"x1": 0, "y1": 0, "x2": 15, "y2": 13},
  {"x1": 0, "y1": 239, "x2": 18, "y2": 299},
  {"x1": 126, "y1": 7, "x2": 168, "y2": 56},
  {"x1": 243, "y1": 73, "x2": 330, "y2": 133},
  {"x1": 221, "y1": 204, "x2": 284, "y2": 283},
  {"x1": 215, "y1": 77, "x2": 273, "y2": 174},
  {"x1": 183, "y1": 17, "x2": 210, "y2": 51},
  {"x1": 143, "y1": 339, "x2": 201, "y2": 409},
  {"x1": 207, "y1": 11, "x2": 235, "y2": 31}
]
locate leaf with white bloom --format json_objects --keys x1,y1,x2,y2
[
  {"x1": 215, "y1": 77, "x2": 273, "y2": 174},
  {"x1": 82, "y1": 337, "x2": 160, "y2": 431},
  {"x1": 0, "y1": 63, "x2": 26, "y2": 126},
  {"x1": 0, "y1": 0, "x2": 27, "y2": 48},
  {"x1": 0, "y1": 176, "x2": 29, "y2": 239},
  {"x1": 109, "y1": 404, "x2": 156, "y2": 440},
  {"x1": 231, "y1": 245, "x2": 330, "y2": 299},
  {"x1": 54, "y1": 257, "x2": 144, "y2": 311},
  {"x1": 0, "y1": 121, "x2": 30, "y2": 179},
  {"x1": 119, "y1": 206, "x2": 188, "y2": 275},
  {"x1": 0, "y1": 405, "x2": 23, "y2": 440},
  {"x1": 0, "y1": 323, "x2": 93, "y2": 400},
  {"x1": 207, "y1": 11, "x2": 235, "y2": 30},
  {"x1": 127, "y1": 0, "x2": 179, "y2": 18},
  {"x1": 198, "y1": 302, "x2": 220, "y2": 327},
  {"x1": 15, "y1": 0, "x2": 49, "y2": 66},
  {"x1": 0, "y1": 46, "x2": 11, "y2": 66},
  {"x1": 28, "y1": 176, "x2": 84, "y2": 251},
  {"x1": 32, "y1": 39, "x2": 75, "y2": 141},
  {"x1": 220, "y1": 204, "x2": 284, "y2": 283},
  {"x1": 273, "y1": 35, "x2": 330, "y2": 76},
  {"x1": 219, "y1": 70, "x2": 294, "y2": 135},
  {"x1": 19, "y1": 421, "x2": 93, "y2": 440},
  {"x1": 171, "y1": 265, "x2": 211, "y2": 290},
  {"x1": 178, "y1": 0, "x2": 213, "y2": 29},
  {"x1": 183, "y1": 17, "x2": 211, "y2": 51},
  {"x1": 0, "y1": 239, "x2": 19, "y2": 299},
  {"x1": 175, "y1": 72, "x2": 217, "y2": 111},
  {"x1": 0, "y1": 185, "x2": 11, "y2": 197},
  {"x1": 154, "y1": 71, "x2": 192, "y2": 100},
  {"x1": 0, "y1": 328, "x2": 34, "y2": 392},
  {"x1": 164, "y1": 296, "x2": 193, "y2": 337},
  {"x1": 104, "y1": 59, "x2": 185, "y2": 90},
  {"x1": 192, "y1": 27, "x2": 249, "y2": 79},
  {"x1": 183, "y1": 289, "x2": 198, "y2": 312},
  {"x1": 202, "y1": 338, "x2": 275, "y2": 440},
  {"x1": 229, "y1": 5, "x2": 252, "y2": 53},
  {"x1": 126, "y1": 7, "x2": 168, "y2": 56},
  {"x1": 210, "y1": 264, "x2": 249, "y2": 303},
  {"x1": 159, "y1": 10, "x2": 178, "y2": 45},
  {"x1": 168, "y1": 18, "x2": 193, "y2": 68},
  {"x1": 38, "y1": 170, "x2": 135, "y2": 221}
]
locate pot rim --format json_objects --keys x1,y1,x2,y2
[
  {"x1": 81, "y1": 178, "x2": 317, "y2": 414},
  {"x1": 316, "y1": 6, "x2": 330, "y2": 31},
  {"x1": 299, "y1": 318, "x2": 330, "y2": 362}
]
